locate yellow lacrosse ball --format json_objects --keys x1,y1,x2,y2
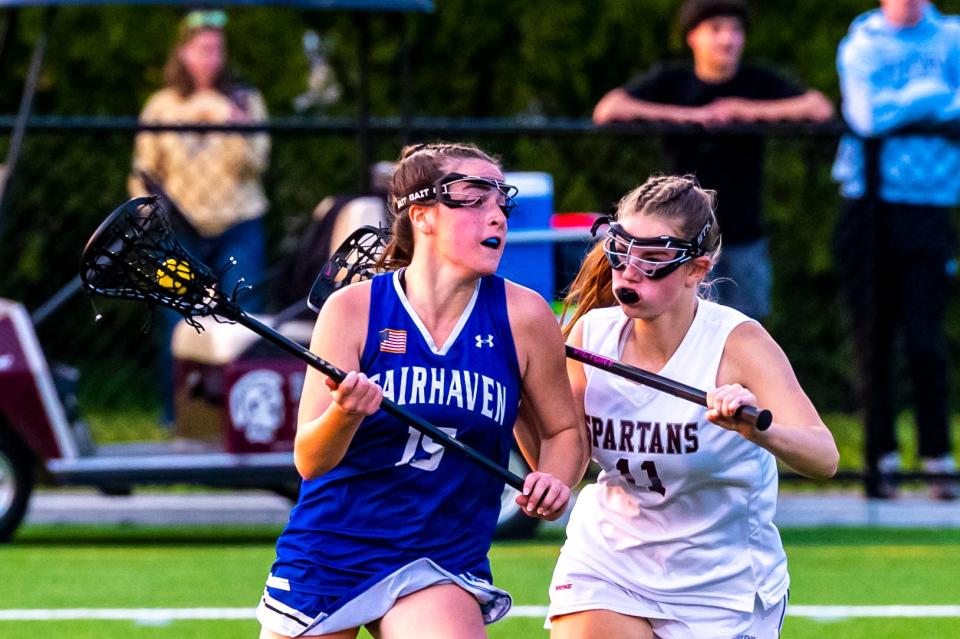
[{"x1": 156, "y1": 258, "x2": 193, "y2": 295}]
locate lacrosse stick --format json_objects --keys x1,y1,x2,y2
[
  {"x1": 307, "y1": 224, "x2": 391, "y2": 313},
  {"x1": 79, "y1": 197, "x2": 524, "y2": 490},
  {"x1": 309, "y1": 226, "x2": 773, "y2": 431},
  {"x1": 564, "y1": 347, "x2": 771, "y2": 430}
]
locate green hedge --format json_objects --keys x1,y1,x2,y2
[{"x1": 3, "y1": 1, "x2": 960, "y2": 414}]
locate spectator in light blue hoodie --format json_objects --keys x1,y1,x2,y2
[{"x1": 833, "y1": 0, "x2": 960, "y2": 501}]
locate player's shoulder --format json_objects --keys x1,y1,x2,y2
[
  {"x1": 503, "y1": 278, "x2": 553, "y2": 319},
  {"x1": 722, "y1": 315, "x2": 787, "y2": 376},
  {"x1": 696, "y1": 299, "x2": 760, "y2": 339},
  {"x1": 726, "y1": 318, "x2": 771, "y2": 346},
  {"x1": 321, "y1": 279, "x2": 374, "y2": 322}
]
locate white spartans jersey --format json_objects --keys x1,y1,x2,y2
[{"x1": 561, "y1": 299, "x2": 788, "y2": 613}]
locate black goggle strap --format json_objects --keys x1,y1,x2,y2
[
  {"x1": 394, "y1": 183, "x2": 439, "y2": 212},
  {"x1": 395, "y1": 173, "x2": 519, "y2": 216},
  {"x1": 694, "y1": 217, "x2": 714, "y2": 252}
]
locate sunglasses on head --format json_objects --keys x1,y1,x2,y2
[
  {"x1": 591, "y1": 216, "x2": 712, "y2": 280},
  {"x1": 184, "y1": 10, "x2": 228, "y2": 30},
  {"x1": 396, "y1": 172, "x2": 519, "y2": 217}
]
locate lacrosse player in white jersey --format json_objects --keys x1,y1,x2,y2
[{"x1": 528, "y1": 175, "x2": 838, "y2": 639}]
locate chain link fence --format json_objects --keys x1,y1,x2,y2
[{"x1": 0, "y1": 119, "x2": 867, "y2": 426}]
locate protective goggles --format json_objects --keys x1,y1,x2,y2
[
  {"x1": 184, "y1": 10, "x2": 228, "y2": 30},
  {"x1": 395, "y1": 172, "x2": 519, "y2": 217},
  {"x1": 591, "y1": 216, "x2": 712, "y2": 280}
]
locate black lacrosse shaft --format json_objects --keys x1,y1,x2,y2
[
  {"x1": 237, "y1": 313, "x2": 526, "y2": 490},
  {"x1": 565, "y1": 345, "x2": 773, "y2": 431}
]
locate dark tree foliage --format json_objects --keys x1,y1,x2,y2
[{"x1": 2, "y1": 1, "x2": 960, "y2": 411}]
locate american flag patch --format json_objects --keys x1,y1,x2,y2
[{"x1": 379, "y1": 328, "x2": 407, "y2": 354}]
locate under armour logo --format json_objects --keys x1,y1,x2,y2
[{"x1": 475, "y1": 334, "x2": 494, "y2": 348}]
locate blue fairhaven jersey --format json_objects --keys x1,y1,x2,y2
[{"x1": 268, "y1": 270, "x2": 522, "y2": 613}]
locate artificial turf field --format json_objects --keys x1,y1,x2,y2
[{"x1": 1, "y1": 525, "x2": 958, "y2": 638}]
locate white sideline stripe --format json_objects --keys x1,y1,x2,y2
[
  {"x1": 2, "y1": 605, "x2": 960, "y2": 621},
  {"x1": 789, "y1": 605, "x2": 960, "y2": 618},
  {"x1": 0, "y1": 608, "x2": 255, "y2": 621}
]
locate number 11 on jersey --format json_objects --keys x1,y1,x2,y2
[{"x1": 616, "y1": 458, "x2": 666, "y2": 496}]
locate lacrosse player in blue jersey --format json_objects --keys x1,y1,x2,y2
[{"x1": 257, "y1": 142, "x2": 588, "y2": 639}]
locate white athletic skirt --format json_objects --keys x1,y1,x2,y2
[
  {"x1": 257, "y1": 557, "x2": 512, "y2": 637},
  {"x1": 547, "y1": 552, "x2": 788, "y2": 639}
]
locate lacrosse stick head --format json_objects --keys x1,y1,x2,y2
[
  {"x1": 307, "y1": 225, "x2": 391, "y2": 312},
  {"x1": 79, "y1": 196, "x2": 243, "y2": 328}
]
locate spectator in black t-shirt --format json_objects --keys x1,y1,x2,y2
[{"x1": 593, "y1": 0, "x2": 833, "y2": 319}]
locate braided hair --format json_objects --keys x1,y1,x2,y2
[
  {"x1": 378, "y1": 142, "x2": 501, "y2": 269},
  {"x1": 560, "y1": 175, "x2": 721, "y2": 337}
]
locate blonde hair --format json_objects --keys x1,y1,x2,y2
[{"x1": 560, "y1": 174, "x2": 721, "y2": 337}]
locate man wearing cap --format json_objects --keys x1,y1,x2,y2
[{"x1": 593, "y1": 0, "x2": 833, "y2": 320}]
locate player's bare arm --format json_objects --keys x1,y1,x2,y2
[
  {"x1": 564, "y1": 317, "x2": 591, "y2": 456},
  {"x1": 513, "y1": 318, "x2": 590, "y2": 469},
  {"x1": 714, "y1": 321, "x2": 839, "y2": 479},
  {"x1": 512, "y1": 399, "x2": 541, "y2": 470},
  {"x1": 295, "y1": 280, "x2": 382, "y2": 479},
  {"x1": 506, "y1": 282, "x2": 588, "y2": 519}
]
